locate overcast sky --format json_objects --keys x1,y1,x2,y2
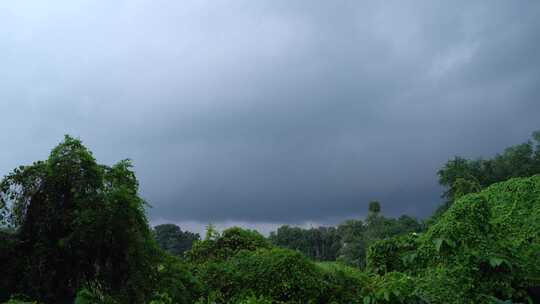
[{"x1": 1, "y1": 1, "x2": 539, "y2": 234}]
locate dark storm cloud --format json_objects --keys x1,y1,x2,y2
[{"x1": 1, "y1": 1, "x2": 539, "y2": 227}]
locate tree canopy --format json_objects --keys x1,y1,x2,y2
[
  {"x1": 436, "y1": 131, "x2": 540, "y2": 215},
  {"x1": 153, "y1": 224, "x2": 200, "y2": 256},
  {"x1": 269, "y1": 203, "x2": 422, "y2": 268},
  {"x1": 0, "y1": 136, "x2": 160, "y2": 303}
]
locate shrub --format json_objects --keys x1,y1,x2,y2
[
  {"x1": 2, "y1": 297, "x2": 40, "y2": 304},
  {"x1": 74, "y1": 282, "x2": 118, "y2": 304},
  {"x1": 317, "y1": 262, "x2": 369, "y2": 304},
  {"x1": 366, "y1": 233, "x2": 419, "y2": 275},
  {"x1": 365, "y1": 175, "x2": 540, "y2": 303},
  {"x1": 233, "y1": 295, "x2": 274, "y2": 304},
  {"x1": 187, "y1": 227, "x2": 270, "y2": 263},
  {"x1": 361, "y1": 272, "x2": 422, "y2": 304},
  {"x1": 153, "y1": 254, "x2": 202, "y2": 304},
  {"x1": 229, "y1": 248, "x2": 325, "y2": 303}
]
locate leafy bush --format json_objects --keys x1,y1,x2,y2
[
  {"x1": 191, "y1": 259, "x2": 242, "y2": 302},
  {"x1": 74, "y1": 284, "x2": 117, "y2": 304},
  {"x1": 362, "y1": 272, "x2": 422, "y2": 304},
  {"x1": 148, "y1": 293, "x2": 173, "y2": 304},
  {"x1": 229, "y1": 248, "x2": 326, "y2": 303},
  {"x1": 317, "y1": 262, "x2": 369, "y2": 303},
  {"x1": 366, "y1": 233, "x2": 419, "y2": 275},
  {"x1": 187, "y1": 227, "x2": 270, "y2": 263},
  {"x1": 365, "y1": 175, "x2": 540, "y2": 303},
  {"x1": 1, "y1": 294, "x2": 41, "y2": 304},
  {"x1": 190, "y1": 227, "x2": 373, "y2": 303},
  {"x1": 152, "y1": 254, "x2": 202, "y2": 304},
  {"x1": 233, "y1": 295, "x2": 274, "y2": 304}
]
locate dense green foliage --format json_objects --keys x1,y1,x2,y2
[
  {"x1": 0, "y1": 229, "x2": 18, "y2": 301},
  {"x1": 269, "y1": 207, "x2": 422, "y2": 268},
  {"x1": 436, "y1": 131, "x2": 540, "y2": 215},
  {"x1": 187, "y1": 226, "x2": 271, "y2": 263},
  {"x1": 2, "y1": 132, "x2": 540, "y2": 303},
  {"x1": 268, "y1": 225, "x2": 341, "y2": 261},
  {"x1": 0, "y1": 137, "x2": 163, "y2": 303},
  {"x1": 367, "y1": 175, "x2": 540, "y2": 303},
  {"x1": 187, "y1": 228, "x2": 370, "y2": 303},
  {"x1": 153, "y1": 224, "x2": 200, "y2": 256}
]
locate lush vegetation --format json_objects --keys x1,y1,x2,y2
[
  {"x1": 268, "y1": 203, "x2": 423, "y2": 268},
  {"x1": 1, "y1": 132, "x2": 540, "y2": 303},
  {"x1": 435, "y1": 131, "x2": 540, "y2": 216},
  {"x1": 153, "y1": 224, "x2": 200, "y2": 256},
  {"x1": 366, "y1": 175, "x2": 540, "y2": 303}
]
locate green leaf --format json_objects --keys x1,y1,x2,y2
[
  {"x1": 434, "y1": 238, "x2": 444, "y2": 252},
  {"x1": 489, "y1": 257, "x2": 504, "y2": 268},
  {"x1": 383, "y1": 291, "x2": 390, "y2": 301},
  {"x1": 401, "y1": 252, "x2": 418, "y2": 264},
  {"x1": 363, "y1": 295, "x2": 371, "y2": 304}
]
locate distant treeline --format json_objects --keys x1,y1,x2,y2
[
  {"x1": 269, "y1": 209, "x2": 422, "y2": 267},
  {"x1": 153, "y1": 224, "x2": 200, "y2": 256},
  {"x1": 154, "y1": 204, "x2": 423, "y2": 269}
]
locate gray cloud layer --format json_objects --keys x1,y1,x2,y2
[{"x1": 1, "y1": 1, "x2": 539, "y2": 226}]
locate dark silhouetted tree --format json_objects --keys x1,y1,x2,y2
[
  {"x1": 368, "y1": 200, "x2": 381, "y2": 215},
  {"x1": 154, "y1": 224, "x2": 200, "y2": 256},
  {"x1": 0, "y1": 136, "x2": 160, "y2": 303}
]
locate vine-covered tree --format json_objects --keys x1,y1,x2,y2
[{"x1": 0, "y1": 136, "x2": 160, "y2": 303}]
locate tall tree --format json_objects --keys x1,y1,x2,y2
[
  {"x1": 0, "y1": 136, "x2": 160, "y2": 303},
  {"x1": 368, "y1": 201, "x2": 381, "y2": 215}
]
